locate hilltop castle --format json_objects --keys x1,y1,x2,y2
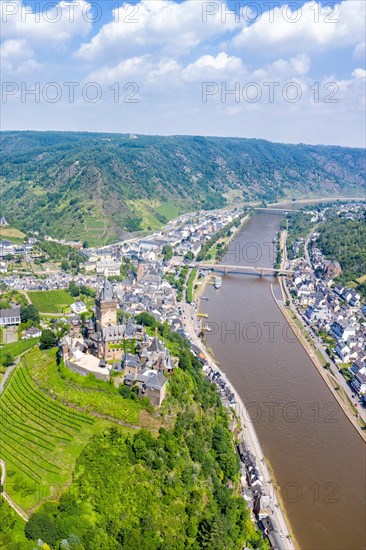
[{"x1": 60, "y1": 279, "x2": 175, "y2": 405}]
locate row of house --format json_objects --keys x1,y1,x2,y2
[
  {"x1": 288, "y1": 213, "x2": 366, "y2": 401},
  {"x1": 0, "y1": 240, "x2": 34, "y2": 259}
]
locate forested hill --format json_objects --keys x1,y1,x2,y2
[
  {"x1": 1, "y1": 131, "x2": 365, "y2": 245},
  {"x1": 316, "y1": 216, "x2": 366, "y2": 299}
]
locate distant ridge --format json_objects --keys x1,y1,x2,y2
[{"x1": 1, "y1": 131, "x2": 365, "y2": 246}]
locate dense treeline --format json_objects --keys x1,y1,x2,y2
[
  {"x1": 286, "y1": 211, "x2": 316, "y2": 259},
  {"x1": 37, "y1": 241, "x2": 86, "y2": 269},
  {"x1": 22, "y1": 324, "x2": 268, "y2": 550},
  {"x1": 1, "y1": 131, "x2": 364, "y2": 244},
  {"x1": 316, "y1": 216, "x2": 366, "y2": 298},
  {"x1": 197, "y1": 216, "x2": 242, "y2": 261},
  {"x1": 0, "y1": 495, "x2": 30, "y2": 549}
]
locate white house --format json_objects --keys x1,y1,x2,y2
[
  {"x1": 70, "y1": 301, "x2": 87, "y2": 315},
  {"x1": 334, "y1": 342, "x2": 351, "y2": 362},
  {"x1": 330, "y1": 321, "x2": 356, "y2": 342},
  {"x1": 96, "y1": 261, "x2": 120, "y2": 277},
  {"x1": 0, "y1": 307, "x2": 21, "y2": 327},
  {"x1": 22, "y1": 326, "x2": 42, "y2": 339},
  {"x1": 0, "y1": 261, "x2": 7, "y2": 273},
  {"x1": 0, "y1": 240, "x2": 15, "y2": 257}
]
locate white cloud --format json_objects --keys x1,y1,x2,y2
[
  {"x1": 0, "y1": 38, "x2": 42, "y2": 73},
  {"x1": 76, "y1": 0, "x2": 241, "y2": 60},
  {"x1": 352, "y1": 68, "x2": 366, "y2": 79},
  {"x1": 149, "y1": 59, "x2": 181, "y2": 78},
  {"x1": 0, "y1": 38, "x2": 30, "y2": 59},
  {"x1": 182, "y1": 52, "x2": 243, "y2": 81},
  {"x1": 87, "y1": 56, "x2": 148, "y2": 83},
  {"x1": 1, "y1": 1, "x2": 364, "y2": 146},
  {"x1": 233, "y1": 1, "x2": 366, "y2": 56},
  {"x1": 353, "y1": 41, "x2": 365, "y2": 60},
  {"x1": 1, "y1": 0, "x2": 93, "y2": 45}
]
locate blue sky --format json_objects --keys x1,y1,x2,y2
[{"x1": 1, "y1": 0, "x2": 365, "y2": 146}]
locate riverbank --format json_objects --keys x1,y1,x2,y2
[
  {"x1": 276, "y1": 280, "x2": 366, "y2": 441},
  {"x1": 183, "y1": 297, "x2": 297, "y2": 549},
  {"x1": 193, "y1": 212, "x2": 251, "y2": 303},
  {"x1": 194, "y1": 212, "x2": 366, "y2": 549},
  {"x1": 276, "y1": 229, "x2": 366, "y2": 439},
  {"x1": 269, "y1": 196, "x2": 366, "y2": 209},
  {"x1": 197, "y1": 212, "x2": 251, "y2": 267}
]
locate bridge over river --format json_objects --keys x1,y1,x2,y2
[{"x1": 197, "y1": 263, "x2": 294, "y2": 277}]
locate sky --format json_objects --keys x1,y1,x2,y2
[{"x1": 1, "y1": 0, "x2": 365, "y2": 146}]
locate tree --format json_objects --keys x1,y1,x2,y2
[
  {"x1": 25, "y1": 513, "x2": 58, "y2": 546},
  {"x1": 61, "y1": 259, "x2": 70, "y2": 272},
  {"x1": 20, "y1": 304, "x2": 40, "y2": 324},
  {"x1": 79, "y1": 285, "x2": 95, "y2": 298},
  {"x1": 2, "y1": 354, "x2": 14, "y2": 368},
  {"x1": 39, "y1": 329, "x2": 57, "y2": 350},
  {"x1": 69, "y1": 282, "x2": 80, "y2": 297},
  {"x1": 135, "y1": 312, "x2": 156, "y2": 328},
  {"x1": 162, "y1": 245, "x2": 173, "y2": 260},
  {"x1": 119, "y1": 385, "x2": 139, "y2": 400},
  {"x1": 120, "y1": 258, "x2": 133, "y2": 279},
  {"x1": 116, "y1": 310, "x2": 124, "y2": 324}
]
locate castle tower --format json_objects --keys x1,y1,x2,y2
[{"x1": 96, "y1": 279, "x2": 117, "y2": 330}]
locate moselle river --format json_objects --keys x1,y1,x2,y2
[{"x1": 202, "y1": 213, "x2": 365, "y2": 550}]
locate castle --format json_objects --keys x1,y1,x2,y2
[{"x1": 60, "y1": 279, "x2": 175, "y2": 405}]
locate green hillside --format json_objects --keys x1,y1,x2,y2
[
  {"x1": 316, "y1": 215, "x2": 366, "y2": 299},
  {"x1": 0, "y1": 323, "x2": 269, "y2": 549},
  {"x1": 1, "y1": 131, "x2": 365, "y2": 245},
  {"x1": 0, "y1": 363, "x2": 109, "y2": 512}
]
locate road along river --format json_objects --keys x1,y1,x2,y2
[{"x1": 201, "y1": 213, "x2": 366, "y2": 550}]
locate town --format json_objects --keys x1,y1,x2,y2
[
  {"x1": 0, "y1": 206, "x2": 244, "y2": 408},
  {"x1": 1, "y1": 200, "x2": 365, "y2": 550},
  {"x1": 1, "y1": 204, "x2": 297, "y2": 548},
  {"x1": 283, "y1": 202, "x2": 366, "y2": 418}
]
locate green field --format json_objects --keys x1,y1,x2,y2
[
  {"x1": 186, "y1": 269, "x2": 197, "y2": 304},
  {"x1": 0, "y1": 338, "x2": 39, "y2": 367},
  {"x1": 28, "y1": 290, "x2": 74, "y2": 313},
  {"x1": 84, "y1": 217, "x2": 105, "y2": 230},
  {"x1": 156, "y1": 202, "x2": 180, "y2": 220},
  {"x1": 0, "y1": 361, "x2": 109, "y2": 512},
  {"x1": 27, "y1": 348, "x2": 151, "y2": 428},
  {"x1": 0, "y1": 226, "x2": 26, "y2": 244}
]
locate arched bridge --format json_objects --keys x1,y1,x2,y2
[
  {"x1": 254, "y1": 207, "x2": 301, "y2": 214},
  {"x1": 197, "y1": 263, "x2": 294, "y2": 277}
]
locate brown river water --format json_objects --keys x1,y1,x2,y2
[{"x1": 202, "y1": 213, "x2": 366, "y2": 550}]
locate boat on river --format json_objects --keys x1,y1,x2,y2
[{"x1": 214, "y1": 276, "x2": 222, "y2": 289}]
